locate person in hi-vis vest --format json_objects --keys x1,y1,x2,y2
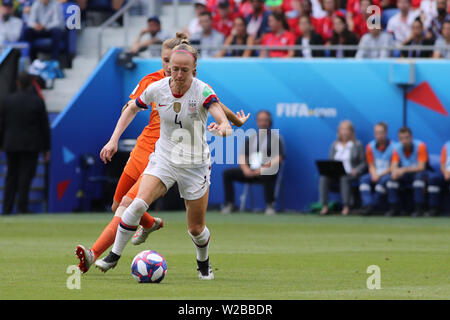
[
  {"x1": 426, "y1": 141, "x2": 450, "y2": 216},
  {"x1": 386, "y1": 127, "x2": 428, "y2": 217},
  {"x1": 359, "y1": 122, "x2": 395, "y2": 215}
]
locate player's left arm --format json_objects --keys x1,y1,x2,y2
[
  {"x1": 208, "y1": 102, "x2": 233, "y2": 137},
  {"x1": 219, "y1": 102, "x2": 250, "y2": 127}
]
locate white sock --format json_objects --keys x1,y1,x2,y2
[
  {"x1": 189, "y1": 226, "x2": 210, "y2": 262},
  {"x1": 112, "y1": 198, "x2": 148, "y2": 256}
]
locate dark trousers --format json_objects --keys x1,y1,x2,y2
[
  {"x1": 223, "y1": 167, "x2": 278, "y2": 205},
  {"x1": 3, "y1": 152, "x2": 39, "y2": 214},
  {"x1": 24, "y1": 27, "x2": 63, "y2": 60},
  {"x1": 319, "y1": 175, "x2": 358, "y2": 207}
]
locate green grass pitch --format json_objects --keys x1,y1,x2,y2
[{"x1": 0, "y1": 212, "x2": 449, "y2": 300}]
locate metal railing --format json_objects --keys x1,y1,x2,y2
[
  {"x1": 97, "y1": 0, "x2": 139, "y2": 61},
  {"x1": 132, "y1": 43, "x2": 450, "y2": 58}
]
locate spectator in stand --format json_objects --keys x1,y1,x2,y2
[
  {"x1": 213, "y1": 0, "x2": 237, "y2": 37},
  {"x1": 260, "y1": 11, "x2": 296, "y2": 57},
  {"x1": 217, "y1": 15, "x2": 255, "y2": 57},
  {"x1": 25, "y1": 0, "x2": 64, "y2": 61},
  {"x1": 191, "y1": 11, "x2": 225, "y2": 58},
  {"x1": 386, "y1": 127, "x2": 428, "y2": 217},
  {"x1": 21, "y1": 0, "x2": 34, "y2": 25},
  {"x1": 346, "y1": 0, "x2": 381, "y2": 20},
  {"x1": 328, "y1": 15, "x2": 359, "y2": 57},
  {"x1": 1, "y1": 0, "x2": 22, "y2": 17},
  {"x1": 206, "y1": 0, "x2": 236, "y2": 13},
  {"x1": 347, "y1": 0, "x2": 375, "y2": 39},
  {"x1": 287, "y1": 0, "x2": 315, "y2": 36},
  {"x1": 419, "y1": 0, "x2": 438, "y2": 30},
  {"x1": 0, "y1": 0, "x2": 23, "y2": 44},
  {"x1": 294, "y1": 15, "x2": 324, "y2": 57},
  {"x1": 427, "y1": 139, "x2": 450, "y2": 217},
  {"x1": 245, "y1": 0, "x2": 271, "y2": 44},
  {"x1": 386, "y1": 0, "x2": 420, "y2": 45},
  {"x1": 433, "y1": 19, "x2": 450, "y2": 58},
  {"x1": 0, "y1": 72, "x2": 51, "y2": 215},
  {"x1": 311, "y1": 0, "x2": 327, "y2": 19},
  {"x1": 380, "y1": 0, "x2": 397, "y2": 10},
  {"x1": 400, "y1": 18, "x2": 434, "y2": 58},
  {"x1": 427, "y1": 0, "x2": 450, "y2": 40},
  {"x1": 184, "y1": 0, "x2": 208, "y2": 37},
  {"x1": 318, "y1": 120, "x2": 366, "y2": 216},
  {"x1": 314, "y1": 0, "x2": 345, "y2": 42},
  {"x1": 283, "y1": 0, "x2": 302, "y2": 23},
  {"x1": 237, "y1": 0, "x2": 254, "y2": 17},
  {"x1": 358, "y1": 122, "x2": 395, "y2": 216},
  {"x1": 129, "y1": 16, "x2": 171, "y2": 57},
  {"x1": 356, "y1": 25, "x2": 394, "y2": 58}
]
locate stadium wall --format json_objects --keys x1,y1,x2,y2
[
  {"x1": 49, "y1": 48, "x2": 125, "y2": 212},
  {"x1": 49, "y1": 53, "x2": 450, "y2": 212}
]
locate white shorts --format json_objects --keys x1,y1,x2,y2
[{"x1": 143, "y1": 153, "x2": 211, "y2": 200}]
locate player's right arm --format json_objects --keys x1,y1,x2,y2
[
  {"x1": 100, "y1": 102, "x2": 142, "y2": 164},
  {"x1": 219, "y1": 102, "x2": 250, "y2": 127}
]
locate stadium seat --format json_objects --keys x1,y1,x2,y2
[
  {"x1": 381, "y1": 8, "x2": 399, "y2": 29},
  {"x1": 26, "y1": 2, "x2": 78, "y2": 68}
]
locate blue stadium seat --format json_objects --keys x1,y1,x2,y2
[{"x1": 381, "y1": 8, "x2": 399, "y2": 29}]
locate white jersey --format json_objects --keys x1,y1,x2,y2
[{"x1": 137, "y1": 77, "x2": 218, "y2": 168}]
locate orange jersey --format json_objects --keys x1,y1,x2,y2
[
  {"x1": 441, "y1": 144, "x2": 447, "y2": 166},
  {"x1": 127, "y1": 69, "x2": 165, "y2": 169}
]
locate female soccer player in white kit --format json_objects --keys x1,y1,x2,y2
[{"x1": 95, "y1": 41, "x2": 232, "y2": 279}]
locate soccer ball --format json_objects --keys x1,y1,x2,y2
[{"x1": 131, "y1": 250, "x2": 167, "y2": 283}]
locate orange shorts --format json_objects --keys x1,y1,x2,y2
[
  {"x1": 113, "y1": 171, "x2": 138, "y2": 203},
  {"x1": 113, "y1": 157, "x2": 146, "y2": 203},
  {"x1": 126, "y1": 175, "x2": 142, "y2": 200}
]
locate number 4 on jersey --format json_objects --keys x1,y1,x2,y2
[{"x1": 175, "y1": 114, "x2": 182, "y2": 128}]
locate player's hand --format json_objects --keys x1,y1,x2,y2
[
  {"x1": 242, "y1": 167, "x2": 254, "y2": 178},
  {"x1": 234, "y1": 110, "x2": 250, "y2": 127},
  {"x1": 34, "y1": 23, "x2": 44, "y2": 31},
  {"x1": 261, "y1": 162, "x2": 271, "y2": 169},
  {"x1": 208, "y1": 122, "x2": 221, "y2": 136},
  {"x1": 208, "y1": 122, "x2": 231, "y2": 136},
  {"x1": 371, "y1": 173, "x2": 380, "y2": 183},
  {"x1": 445, "y1": 171, "x2": 450, "y2": 181},
  {"x1": 253, "y1": 168, "x2": 261, "y2": 176},
  {"x1": 392, "y1": 168, "x2": 403, "y2": 180},
  {"x1": 100, "y1": 140, "x2": 118, "y2": 164}
]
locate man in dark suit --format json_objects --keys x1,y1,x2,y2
[
  {"x1": 0, "y1": 72, "x2": 51, "y2": 214},
  {"x1": 294, "y1": 15, "x2": 324, "y2": 57}
]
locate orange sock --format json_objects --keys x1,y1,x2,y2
[
  {"x1": 139, "y1": 212, "x2": 155, "y2": 229},
  {"x1": 91, "y1": 216, "x2": 121, "y2": 260}
]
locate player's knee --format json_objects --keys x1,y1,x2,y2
[
  {"x1": 120, "y1": 196, "x2": 133, "y2": 208},
  {"x1": 188, "y1": 224, "x2": 204, "y2": 237},
  {"x1": 111, "y1": 201, "x2": 119, "y2": 212}
]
